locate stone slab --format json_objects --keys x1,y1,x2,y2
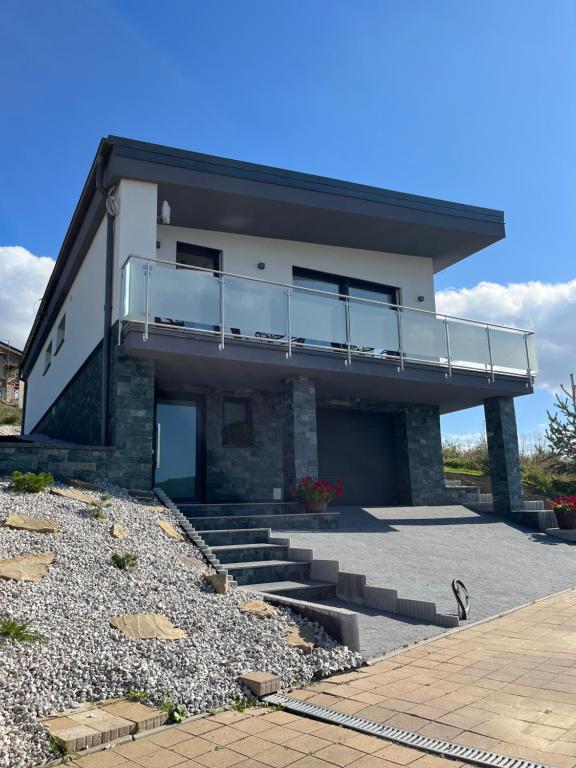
[
  {"x1": 177, "y1": 554, "x2": 202, "y2": 570},
  {"x1": 110, "y1": 523, "x2": 128, "y2": 540},
  {"x1": 238, "y1": 599, "x2": 277, "y2": 619},
  {"x1": 240, "y1": 671, "x2": 282, "y2": 696},
  {"x1": 66, "y1": 478, "x2": 99, "y2": 490},
  {"x1": 0, "y1": 552, "x2": 54, "y2": 581},
  {"x1": 101, "y1": 701, "x2": 168, "y2": 732},
  {"x1": 4, "y1": 514, "x2": 59, "y2": 534},
  {"x1": 50, "y1": 486, "x2": 95, "y2": 505},
  {"x1": 47, "y1": 717, "x2": 102, "y2": 751},
  {"x1": 108, "y1": 614, "x2": 187, "y2": 640},
  {"x1": 285, "y1": 625, "x2": 315, "y2": 654},
  {"x1": 68, "y1": 707, "x2": 135, "y2": 740},
  {"x1": 157, "y1": 519, "x2": 183, "y2": 540},
  {"x1": 205, "y1": 573, "x2": 229, "y2": 594}
]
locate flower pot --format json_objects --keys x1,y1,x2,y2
[
  {"x1": 304, "y1": 499, "x2": 328, "y2": 514},
  {"x1": 555, "y1": 507, "x2": 576, "y2": 530}
]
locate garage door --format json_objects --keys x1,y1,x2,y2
[{"x1": 317, "y1": 409, "x2": 399, "y2": 506}]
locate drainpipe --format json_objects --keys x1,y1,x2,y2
[{"x1": 95, "y1": 155, "x2": 118, "y2": 446}]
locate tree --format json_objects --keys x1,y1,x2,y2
[{"x1": 546, "y1": 375, "x2": 576, "y2": 474}]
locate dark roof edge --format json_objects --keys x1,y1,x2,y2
[{"x1": 107, "y1": 135, "x2": 505, "y2": 225}]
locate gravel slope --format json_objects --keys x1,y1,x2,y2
[{"x1": 0, "y1": 481, "x2": 361, "y2": 768}]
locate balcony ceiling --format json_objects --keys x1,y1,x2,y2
[{"x1": 105, "y1": 137, "x2": 505, "y2": 272}]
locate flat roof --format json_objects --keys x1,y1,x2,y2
[{"x1": 21, "y1": 136, "x2": 505, "y2": 376}]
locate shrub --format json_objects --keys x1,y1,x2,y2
[
  {"x1": 296, "y1": 477, "x2": 343, "y2": 503},
  {"x1": 0, "y1": 617, "x2": 46, "y2": 644},
  {"x1": 9, "y1": 471, "x2": 54, "y2": 493},
  {"x1": 0, "y1": 404, "x2": 21, "y2": 426},
  {"x1": 111, "y1": 552, "x2": 138, "y2": 570},
  {"x1": 162, "y1": 699, "x2": 189, "y2": 723},
  {"x1": 88, "y1": 494, "x2": 112, "y2": 520}
]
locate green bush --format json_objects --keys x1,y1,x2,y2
[
  {"x1": 111, "y1": 552, "x2": 138, "y2": 570},
  {"x1": 9, "y1": 471, "x2": 54, "y2": 493},
  {"x1": 161, "y1": 699, "x2": 189, "y2": 723}
]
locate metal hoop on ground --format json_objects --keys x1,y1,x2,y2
[{"x1": 452, "y1": 578, "x2": 470, "y2": 620}]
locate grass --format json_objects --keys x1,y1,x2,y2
[
  {"x1": 111, "y1": 552, "x2": 138, "y2": 570},
  {"x1": 0, "y1": 617, "x2": 46, "y2": 644},
  {"x1": 444, "y1": 466, "x2": 485, "y2": 477},
  {"x1": 0, "y1": 403, "x2": 21, "y2": 426}
]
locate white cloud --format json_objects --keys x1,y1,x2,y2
[
  {"x1": 436, "y1": 279, "x2": 576, "y2": 394},
  {"x1": 0, "y1": 247, "x2": 54, "y2": 350}
]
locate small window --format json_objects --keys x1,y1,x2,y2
[
  {"x1": 176, "y1": 242, "x2": 220, "y2": 272},
  {"x1": 55, "y1": 314, "x2": 66, "y2": 354},
  {"x1": 223, "y1": 397, "x2": 253, "y2": 446},
  {"x1": 43, "y1": 341, "x2": 52, "y2": 375}
]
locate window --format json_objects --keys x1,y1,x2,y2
[
  {"x1": 223, "y1": 397, "x2": 253, "y2": 446},
  {"x1": 55, "y1": 314, "x2": 66, "y2": 354},
  {"x1": 176, "y1": 242, "x2": 221, "y2": 272},
  {"x1": 43, "y1": 341, "x2": 52, "y2": 375},
  {"x1": 292, "y1": 267, "x2": 398, "y2": 305}
]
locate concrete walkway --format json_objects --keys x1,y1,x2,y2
[
  {"x1": 275, "y1": 505, "x2": 576, "y2": 656},
  {"x1": 72, "y1": 588, "x2": 576, "y2": 768}
]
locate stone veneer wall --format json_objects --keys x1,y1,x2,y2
[
  {"x1": 205, "y1": 389, "x2": 283, "y2": 502},
  {"x1": 484, "y1": 396, "x2": 524, "y2": 515},
  {"x1": 281, "y1": 376, "x2": 319, "y2": 499},
  {"x1": 31, "y1": 345, "x2": 103, "y2": 445},
  {"x1": 1, "y1": 333, "x2": 155, "y2": 490}
]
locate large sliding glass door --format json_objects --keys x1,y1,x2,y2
[{"x1": 155, "y1": 401, "x2": 202, "y2": 500}]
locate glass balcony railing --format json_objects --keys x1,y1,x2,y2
[{"x1": 120, "y1": 255, "x2": 537, "y2": 380}]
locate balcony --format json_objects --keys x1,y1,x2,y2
[{"x1": 120, "y1": 255, "x2": 537, "y2": 383}]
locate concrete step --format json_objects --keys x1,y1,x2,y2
[
  {"x1": 211, "y1": 543, "x2": 289, "y2": 563},
  {"x1": 252, "y1": 579, "x2": 337, "y2": 601},
  {"x1": 179, "y1": 502, "x2": 300, "y2": 516},
  {"x1": 226, "y1": 559, "x2": 311, "y2": 586},
  {"x1": 197, "y1": 528, "x2": 271, "y2": 546},
  {"x1": 184, "y1": 513, "x2": 339, "y2": 530}
]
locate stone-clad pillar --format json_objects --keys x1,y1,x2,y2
[
  {"x1": 281, "y1": 376, "x2": 318, "y2": 498},
  {"x1": 484, "y1": 397, "x2": 524, "y2": 515}
]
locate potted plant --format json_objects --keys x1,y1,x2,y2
[
  {"x1": 296, "y1": 476, "x2": 343, "y2": 513},
  {"x1": 552, "y1": 496, "x2": 576, "y2": 529}
]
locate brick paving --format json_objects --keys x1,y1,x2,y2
[{"x1": 71, "y1": 588, "x2": 576, "y2": 768}]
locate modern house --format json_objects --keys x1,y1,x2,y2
[
  {"x1": 16, "y1": 137, "x2": 536, "y2": 516},
  {"x1": 0, "y1": 341, "x2": 23, "y2": 407}
]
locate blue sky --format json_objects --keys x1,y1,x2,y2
[{"x1": 1, "y1": 0, "x2": 575, "y2": 441}]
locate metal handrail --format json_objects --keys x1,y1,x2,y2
[{"x1": 120, "y1": 254, "x2": 535, "y2": 336}]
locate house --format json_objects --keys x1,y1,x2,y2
[
  {"x1": 0, "y1": 341, "x2": 23, "y2": 407},
  {"x1": 16, "y1": 137, "x2": 535, "y2": 515}
]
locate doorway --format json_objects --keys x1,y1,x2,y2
[{"x1": 155, "y1": 399, "x2": 204, "y2": 500}]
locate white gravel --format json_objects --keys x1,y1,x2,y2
[{"x1": 0, "y1": 479, "x2": 361, "y2": 768}]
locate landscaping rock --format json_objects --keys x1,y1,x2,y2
[
  {"x1": 49, "y1": 487, "x2": 94, "y2": 505},
  {"x1": 0, "y1": 552, "x2": 54, "y2": 582},
  {"x1": 66, "y1": 478, "x2": 99, "y2": 491},
  {"x1": 157, "y1": 519, "x2": 184, "y2": 540},
  {"x1": 205, "y1": 573, "x2": 229, "y2": 594},
  {"x1": 108, "y1": 613, "x2": 188, "y2": 640},
  {"x1": 4, "y1": 514, "x2": 59, "y2": 534},
  {"x1": 285, "y1": 625, "x2": 315, "y2": 654},
  {"x1": 178, "y1": 554, "x2": 204, "y2": 570},
  {"x1": 238, "y1": 599, "x2": 277, "y2": 619},
  {"x1": 110, "y1": 523, "x2": 128, "y2": 540}
]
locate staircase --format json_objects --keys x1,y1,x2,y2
[{"x1": 177, "y1": 502, "x2": 339, "y2": 601}]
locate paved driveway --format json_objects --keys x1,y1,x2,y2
[{"x1": 275, "y1": 505, "x2": 576, "y2": 656}]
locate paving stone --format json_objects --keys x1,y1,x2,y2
[
  {"x1": 284, "y1": 625, "x2": 315, "y2": 654},
  {"x1": 238, "y1": 599, "x2": 277, "y2": 619},
  {"x1": 101, "y1": 701, "x2": 168, "y2": 732},
  {"x1": 69, "y1": 707, "x2": 136, "y2": 740},
  {"x1": 239, "y1": 672, "x2": 282, "y2": 696},
  {"x1": 127, "y1": 749, "x2": 188, "y2": 768},
  {"x1": 108, "y1": 614, "x2": 187, "y2": 640},
  {"x1": 313, "y1": 743, "x2": 364, "y2": 766},
  {"x1": 157, "y1": 519, "x2": 184, "y2": 540},
  {"x1": 47, "y1": 716, "x2": 102, "y2": 751},
  {"x1": 50, "y1": 486, "x2": 95, "y2": 504},
  {"x1": 71, "y1": 750, "x2": 129, "y2": 767},
  {"x1": 4, "y1": 513, "x2": 59, "y2": 533},
  {"x1": 0, "y1": 551, "x2": 54, "y2": 581}
]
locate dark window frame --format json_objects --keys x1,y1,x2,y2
[
  {"x1": 292, "y1": 266, "x2": 399, "y2": 305},
  {"x1": 54, "y1": 314, "x2": 66, "y2": 355},
  {"x1": 176, "y1": 241, "x2": 221, "y2": 273},
  {"x1": 222, "y1": 396, "x2": 254, "y2": 447},
  {"x1": 43, "y1": 341, "x2": 53, "y2": 375}
]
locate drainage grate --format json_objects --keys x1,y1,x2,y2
[{"x1": 264, "y1": 694, "x2": 554, "y2": 768}]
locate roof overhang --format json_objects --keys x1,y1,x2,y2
[{"x1": 21, "y1": 136, "x2": 505, "y2": 377}]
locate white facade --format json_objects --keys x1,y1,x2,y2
[
  {"x1": 156, "y1": 225, "x2": 436, "y2": 312},
  {"x1": 24, "y1": 217, "x2": 107, "y2": 432}
]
